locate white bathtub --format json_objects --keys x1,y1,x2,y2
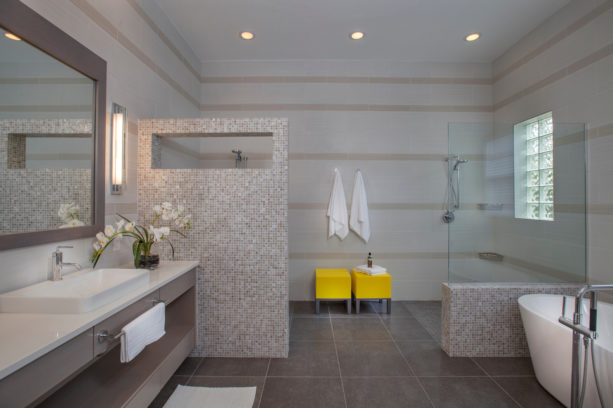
[{"x1": 518, "y1": 294, "x2": 613, "y2": 408}]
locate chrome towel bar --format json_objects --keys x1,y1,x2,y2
[{"x1": 96, "y1": 299, "x2": 165, "y2": 343}]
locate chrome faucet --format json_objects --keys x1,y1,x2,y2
[
  {"x1": 52, "y1": 245, "x2": 81, "y2": 281},
  {"x1": 558, "y1": 284, "x2": 613, "y2": 408}
]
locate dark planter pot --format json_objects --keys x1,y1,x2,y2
[{"x1": 138, "y1": 254, "x2": 160, "y2": 269}]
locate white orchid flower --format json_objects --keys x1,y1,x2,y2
[
  {"x1": 125, "y1": 222, "x2": 135, "y2": 232},
  {"x1": 104, "y1": 225, "x2": 115, "y2": 236},
  {"x1": 160, "y1": 227, "x2": 170, "y2": 237},
  {"x1": 162, "y1": 210, "x2": 172, "y2": 220},
  {"x1": 153, "y1": 205, "x2": 163, "y2": 216},
  {"x1": 69, "y1": 219, "x2": 84, "y2": 227},
  {"x1": 177, "y1": 205, "x2": 185, "y2": 215},
  {"x1": 116, "y1": 219, "x2": 125, "y2": 231},
  {"x1": 93, "y1": 242, "x2": 101, "y2": 251},
  {"x1": 162, "y1": 202, "x2": 172, "y2": 210}
]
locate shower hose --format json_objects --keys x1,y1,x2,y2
[{"x1": 578, "y1": 335, "x2": 606, "y2": 408}]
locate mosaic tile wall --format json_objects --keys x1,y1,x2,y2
[
  {"x1": 0, "y1": 119, "x2": 93, "y2": 233},
  {"x1": 138, "y1": 118, "x2": 289, "y2": 358},
  {"x1": 442, "y1": 282, "x2": 582, "y2": 357}
]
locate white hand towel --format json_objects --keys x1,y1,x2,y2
[
  {"x1": 350, "y1": 170, "x2": 371, "y2": 242},
  {"x1": 327, "y1": 168, "x2": 349, "y2": 240},
  {"x1": 120, "y1": 302, "x2": 166, "y2": 363},
  {"x1": 355, "y1": 264, "x2": 387, "y2": 276}
]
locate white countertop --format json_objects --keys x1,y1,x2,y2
[{"x1": 0, "y1": 260, "x2": 199, "y2": 380}]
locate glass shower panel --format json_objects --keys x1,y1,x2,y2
[{"x1": 447, "y1": 122, "x2": 586, "y2": 283}]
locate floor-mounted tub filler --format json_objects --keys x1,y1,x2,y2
[{"x1": 519, "y1": 292, "x2": 612, "y2": 408}]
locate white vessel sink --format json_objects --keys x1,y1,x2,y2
[{"x1": 0, "y1": 268, "x2": 150, "y2": 314}]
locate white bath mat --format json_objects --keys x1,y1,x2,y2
[{"x1": 163, "y1": 385, "x2": 256, "y2": 408}]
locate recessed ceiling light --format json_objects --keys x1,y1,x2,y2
[
  {"x1": 4, "y1": 32, "x2": 21, "y2": 41},
  {"x1": 240, "y1": 31, "x2": 254, "y2": 40},
  {"x1": 465, "y1": 33, "x2": 480, "y2": 42},
  {"x1": 350, "y1": 32, "x2": 365, "y2": 40}
]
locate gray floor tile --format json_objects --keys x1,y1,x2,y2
[
  {"x1": 148, "y1": 375, "x2": 190, "y2": 408},
  {"x1": 268, "y1": 342, "x2": 339, "y2": 377},
  {"x1": 259, "y1": 377, "x2": 345, "y2": 408},
  {"x1": 336, "y1": 341, "x2": 412, "y2": 376},
  {"x1": 382, "y1": 317, "x2": 434, "y2": 341},
  {"x1": 370, "y1": 300, "x2": 412, "y2": 316},
  {"x1": 188, "y1": 376, "x2": 266, "y2": 408},
  {"x1": 343, "y1": 377, "x2": 432, "y2": 408},
  {"x1": 194, "y1": 357, "x2": 270, "y2": 377},
  {"x1": 291, "y1": 301, "x2": 328, "y2": 317},
  {"x1": 397, "y1": 340, "x2": 486, "y2": 376},
  {"x1": 472, "y1": 357, "x2": 535, "y2": 376},
  {"x1": 173, "y1": 357, "x2": 202, "y2": 376},
  {"x1": 328, "y1": 300, "x2": 377, "y2": 316},
  {"x1": 290, "y1": 317, "x2": 333, "y2": 341},
  {"x1": 420, "y1": 377, "x2": 518, "y2": 408},
  {"x1": 494, "y1": 377, "x2": 563, "y2": 408},
  {"x1": 331, "y1": 317, "x2": 392, "y2": 341}
]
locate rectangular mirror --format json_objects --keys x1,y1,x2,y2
[
  {"x1": 152, "y1": 133, "x2": 273, "y2": 169},
  {"x1": 0, "y1": 1, "x2": 106, "y2": 249}
]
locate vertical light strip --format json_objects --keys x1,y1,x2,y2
[{"x1": 110, "y1": 103, "x2": 127, "y2": 194}]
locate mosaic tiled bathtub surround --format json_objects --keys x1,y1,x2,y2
[
  {"x1": 138, "y1": 118, "x2": 289, "y2": 358},
  {"x1": 442, "y1": 282, "x2": 582, "y2": 357},
  {"x1": 0, "y1": 119, "x2": 93, "y2": 233}
]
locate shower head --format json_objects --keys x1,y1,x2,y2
[{"x1": 453, "y1": 159, "x2": 468, "y2": 170}]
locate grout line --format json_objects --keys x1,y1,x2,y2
[
  {"x1": 186, "y1": 357, "x2": 204, "y2": 384},
  {"x1": 256, "y1": 358, "x2": 272, "y2": 408},
  {"x1": 471, "y1": 358, "x2": 523, "y2": 408},
  {"x1": 330, "y1": 309, "x2": 348, "y2": 408},
  {"x1": 376, "y1": 305, "x2": 436, "y2": 408}
]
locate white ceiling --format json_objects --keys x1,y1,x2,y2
[{"x1": 154, "y1": 0, "x2": 570, "y2": 63}]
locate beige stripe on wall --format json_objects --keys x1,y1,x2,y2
[
  {"x1": 493, "y1": 41, "x2": 613, "y2": 111},
  {"x1": 493, "y1": 0, "x2": 613, "y2": 82},
  {"x1": 201, "y1": 76, "x2": 492, "y2": 85},
  {"x1": 0, "y1": 105, "x2": 92, "y2": 112},
  {"x1": 124, "y1": 0, "x2": 201, "y2": 80},
  {"x1": 0, "y1": 78, "x2": 92, "y2": 85},
  {"x1": 290, "y1": 251, "x2": 453, "y2": 260},
  {"x1": 69, "y1": 0, "x2": 200, "y2": 109},
  {"x1": 289, "y1": 153, "x2": 485, "y2": 161},
  {"x1": 200, "y1": 103, "x2": 493, "y2": 112}
]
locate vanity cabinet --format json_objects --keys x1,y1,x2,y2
[{"x1": 0, "y1": 267, "x2": 197, "y2": 408}]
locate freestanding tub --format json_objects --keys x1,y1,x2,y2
[{"x1": 519, "y1": 294, "x2": 613, "y2": 407}]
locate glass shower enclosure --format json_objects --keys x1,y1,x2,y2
[{"x1": 447, "y1": 120, "x2": 586, "y2": 283}]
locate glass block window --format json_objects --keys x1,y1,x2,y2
[{"x1": 514, "y1": 112, "x2": 554, "y2": 221}]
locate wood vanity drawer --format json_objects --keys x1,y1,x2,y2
[
  {"x1": 160, "y1": 268, "x2": 196, "y2": 304},
  {"x1": 0, "y1": 329, "x2": 93, "y2": 407},
  {"x1": 93, "y1": 290, "x2": 160, "y2": 356}
]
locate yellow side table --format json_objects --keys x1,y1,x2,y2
[
  {"x1": 315, "y1": 269, "x2": 351, "y2": 314},
  {"x1": 351, "y1": 269, "x2": 392, "y2": 314}
]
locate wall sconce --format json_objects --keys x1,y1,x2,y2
[{"x1": 110, "y1": 103, "x2": 126, "y2": 195}]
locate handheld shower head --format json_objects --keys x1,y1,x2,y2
[{"x1": 453, "y1": 159, "x2": 468, "y2": 170}]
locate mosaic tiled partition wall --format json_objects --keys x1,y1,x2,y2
[
  {"x1": 138, "y1": 118, "x2": 289, "y2": 358},
  {"x1": 0, "y1": 119, "x2": 92, "y2": 233},
  {"x1": 441, "y1": 283, "x2": 582, "y2": 357}
]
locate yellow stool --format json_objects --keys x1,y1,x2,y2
[
  {"x1": 315, "y1": 269, "x2": 351, "y2": 314},
  {"x1": 351, "y1": 269, "x2": 392, "y2": 314}
]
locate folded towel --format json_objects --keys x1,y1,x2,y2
[
  {"x1": 355, "y1": 264, "x2": 387, "y2": 276},
  {"x1": 327, "y1": 168, "x2": 349, "y2": 240},
  {"x1": 350, "y1": 170, "x2": 371, "y2": 243},
  {"x1": 120, "y1": 302, "x2": 166, "y2": 363}
]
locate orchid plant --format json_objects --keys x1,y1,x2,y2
[
  {"x1": 58, "y1": 202, "x2": 85, "y2": 228},
  {"x1": 91, "y1": 202, "x2": 191, "y2": 268}
]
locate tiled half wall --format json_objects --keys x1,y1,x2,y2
[
  {"x1": 138, "y1": 118, "x2": 289, "y2": 358},
  {"x1": 0, "y1": 119, "x2": 92, "y2": 233},
  {"x1": 441, "y1": 282, "x2": 582, "y2": 357}
]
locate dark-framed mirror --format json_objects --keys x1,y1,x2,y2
[{"x1": 0, "y1": 0, "x2": 106, "y2": 250}]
